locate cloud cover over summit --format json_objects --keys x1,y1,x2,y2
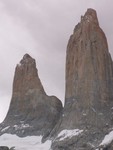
[{"x1": 0, "y1": 0, "x2": 113, "y2": 122}]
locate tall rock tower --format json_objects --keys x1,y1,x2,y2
[
  {"x1": 0, "y1": 54, "x2": 62, "y2": 138},
  {"x1": 51, "y1": 9, "x2": 113, "y2": 150}
]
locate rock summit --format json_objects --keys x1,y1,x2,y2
[
  {"x1": 0, "y1": 54, "x2": 62, "y2": 138},
  {"x1": 51, "y1": 8, "x2": 113, "y2": 150}
]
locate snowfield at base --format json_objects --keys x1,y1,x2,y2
[
  {"x1": 57, "y1": 129, "x2": 83, "y2": 141},
  {"x1": 0, "y1": 134, "x2": 51, "y2": 150},
  {"x1": 99, "y1": 130, "x2": 113, "y2": 147}
]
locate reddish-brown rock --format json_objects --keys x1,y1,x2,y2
[
  {"x1": 0, "y1": 54, "x2": 63, "y2": 137},
  {"x1": 51, "y1": 8, "x2": 113, "y2": 150}
]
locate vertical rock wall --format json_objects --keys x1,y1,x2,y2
[
  {"x1": 0, "y1": 54, "x2": 63, "y2": 138},
  {"x1": 51, "y1": 9, "x2": 113, "y2": 150}
]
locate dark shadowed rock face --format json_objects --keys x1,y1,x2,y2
[
  {"x1": 51, "y1": 8, "x2": 113, "y2": 150},
  {"x1": 0, "y1": 54, "x2": 63, "y2": 138},
  {"x1": 0, "y1": 147, "x2": 9, "y2": 150}
]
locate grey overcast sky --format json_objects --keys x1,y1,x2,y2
[{"x1": 0, "y1": 0, "x2": 113, "y2": 122}]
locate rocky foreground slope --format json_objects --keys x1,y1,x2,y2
[{"x1": 1, "y1": 8, "x2": 113, "y2": 150}]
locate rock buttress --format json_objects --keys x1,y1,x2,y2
[
  {"x1": 0, "y1": 54, "x2": 63, "y2": 138},
  {"x1": 51, "y1": 8, "x2": 113, "y2": 150}
]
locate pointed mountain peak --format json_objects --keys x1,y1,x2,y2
[
  {"x1": 15, "y1": 53, "x2": 45, "y2": 94},
  {"x1": 73, "y1": 8, "x2": 99, "y2": 34},
  {"x1": 18, "y1": 53, "x2": 35, "y2": 66},
  {"x1": 81, "y1": 8, "x2": 99, "y2": 26},
  {"x1": 85, "y1": 8, "x2": 97, "y2": 17},
  {"x1": 23, "y1": 53, "x2": 32, "y2": 59},
  {"x1": 51, "y1": 8, "x2": 113, "y2": 150},
  {"x1": 0, "y1": 54, "x2": 63, "y2": 138}
]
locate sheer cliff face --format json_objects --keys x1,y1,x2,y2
[
  {"x1": 1, "y1": 8, "x2": 113, "y2": 150},
  {"x1": 10, "y1": 54, "x2": 45, "y2": 116},
  {"x1": 0, "y1": 54, "x2": 62, "y2": 137},
  {"x1": 66, "y1": 9, "x2": 113, "y2": 102},
  {"x1": 51, "y1": 9, "x2": 113, "y2": 150},
  {"x1": 13, "y1": 54, "x2": 45, "y2": 98},
  {"x1": 66, "y1": 9, "x2": 111, "y2": 101},
  {"x1": 63, "y1": 8, "x2": 113, "y2": 129}
]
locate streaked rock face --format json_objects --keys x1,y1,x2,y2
[
  {"x1": 66, "y1": 9, "x2": 112, "y2": 101},
  {"x1": 51, "y1": 8, "x2": 113, "y2": 150},
  {"x1": 64, "y1": 8, "x2": 113, "y2": 129},
  {"x1": 0, "y1": 54, "x2": 63, "y2": 138},
  {"x1": 1, "y1": 8, "x2": 113, "y2": 150}
]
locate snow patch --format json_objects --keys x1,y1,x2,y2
[
  {"x1": 100, "y1": 130, "x2": 113, "y2": 147},
  {"x1": 83, "y1": 113, "x2": 86, "y2": 116},
  {"x1": 21, "y1": 124, "x2": 30, "y2": 128},
  {"x1": 1, "y1": 126, "x2": 10, "y2": 132},
  {"x1": 20, "y1": 121, "x2": 24, "y2": 123},
  {"x1": 85, "y1": 16, "x2": 90, "y2": 23},
  {"x1": 17, "y1": 62, "x2": 22, "y2": 67},
  {"x1": 57, "y1": 129, "x2": 83, "y2": 141},
  {"x1": 0, "y1": 134, "x2": 51, "y2": 150},
  {"x1": 14, "y1": 124, "x2": 31, "y2": 130}
]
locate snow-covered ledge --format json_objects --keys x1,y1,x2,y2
[
  {"x1": 97, "y1": 130, "x2": 113, "y2": 149},
  {"x1": 56, "y1": 129, "x2": 83, "y2": 141}
]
